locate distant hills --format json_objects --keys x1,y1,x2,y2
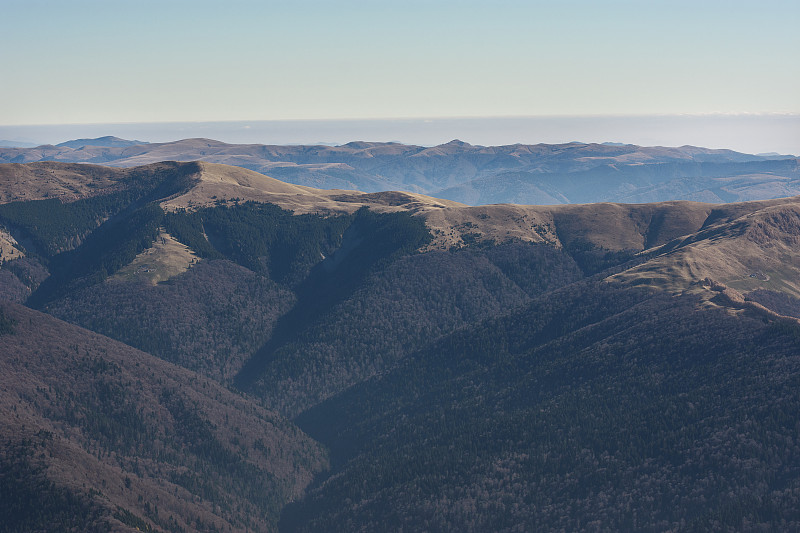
[
  {"x1": 0, "y1": 139, "x2": 39, "y2": 148},
  {"x1": 55, "y1": 135, "x2": 148, "y2": 149},
  {"x1": 1, "y1": 137, "x2": 797, "y2": 205},
  {"x1": 1, "y1": 160, "x2": 799, "y2": 531}
]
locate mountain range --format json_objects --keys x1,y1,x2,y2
[
  {"x1": 1, "y1": 156, "x2": 799, "y2": 531},
  {"x1": 2, "y1": 137, "x2": 798, "y2": 206}
]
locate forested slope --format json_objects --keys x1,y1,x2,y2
[
  {"x1": 0, "y1": 302, "x2": 327, "y2": 532},
  {"x1": 244, "y1": 242, "x2": 584, "y2": 416},
  {"x1": 288, "y1": 283, "x2": 800, "y2": 532}
]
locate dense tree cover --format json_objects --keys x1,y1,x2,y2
[
  {"x1": 36, "y1": 360, "x2": 297, "y2": 531},
  {"x1": 45, "y1": 211, "x2": 586, "y2": 418},
  {"x1": 28, "y1": 202, "x2": 165, "y2": 306},
  {"x1": 164, "y1": 201, "x2": 354, "y2": 285},
  {"x1": 0, "y1": 198, "x2": 108, "y2": 256},
  {"x1": 0, "y1": 161, "x2": 198, "y2": 258},
  {"x1": 562, "y1": 239, "x2": 638, "y2": 276},
  {"x1": 235, "y1": 206, "x2": 435, "y2": 391},
  {"x1": 0, "y1": 302, "x2": 328, "y2": 533},
  {"x1": 0, "y1": 437, "x2": 107, "y2": 532},
  {"x1": 113, "y1": 507, "x2": 157, "y2": 532},
  {"x1": 0, "y1": 256, "x2": 49, "y2": 302},
  {"x1": 246, "y1": 242, "x2": 583, "y2": 416},
  {"x1": 287, "y1": 283, "x2": 800, "y2": 532},
  {"x1": 0, "y1": 305, "x2": 14, "y2": 335},
  {"x1": 0, "y1": 267, "x2": 30, "y2": 303},
  {"x1": 45, "y1": 205, "x2": 435, "y2": 384},
  {"x1": 36, "y1": 195, "x2": 596, "y2": 412},
  {"x1": 48, "y1": 260, "x2": 295, "y2": 381}
]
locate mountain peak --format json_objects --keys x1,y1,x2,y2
[
  {"x1": 443, "y1": 139, "x2": 472, "y2": 147},
  {"x1": 56, "y1": 136, "x2": 147, "y2": 149}
]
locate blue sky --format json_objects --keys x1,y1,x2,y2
[
  {"x1": 3, "y1": 0, "x2": 798, "y2": 124},
  {"x1": 1, "y1": 1, "x2": 798, "y2": 152}
]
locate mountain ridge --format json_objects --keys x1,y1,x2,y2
[
  {"x1": 55, "y1": 136, "x2": 148, "y2": 149},
  {"x1": 2, "y1": 160, "x2": 799, "y2": 297},
  {"x1": 2, "y1": 137, "x2": 797, "y2": 206}
]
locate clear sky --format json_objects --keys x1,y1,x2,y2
[{"x1": 3, "y1": 0, "x2": 798, "y2": 125}]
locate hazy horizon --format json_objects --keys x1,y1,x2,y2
[
  {"x1": 1, "y1": 114, "x2": 798, "y2": 156},
  {"x1": 4, "y1": 1, "x2": 798, "y2": 135},
  {"x1": 3, "y1": 1, "x2": 798, "y2": 156}
]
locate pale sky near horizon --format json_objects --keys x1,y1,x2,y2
[{"x1": 2, "y1": 0, "x2": 798, "y2": 127}]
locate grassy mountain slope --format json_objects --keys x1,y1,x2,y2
[
  {"x1": 0, "y1": 161, "x2": 196, "y2": 205},
  {"x1": 0, "y1": 160, "x2": 797, "y2": 259},
  {"x1": 612, "y1": 198, "x2": 800, "y2": 298}
]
